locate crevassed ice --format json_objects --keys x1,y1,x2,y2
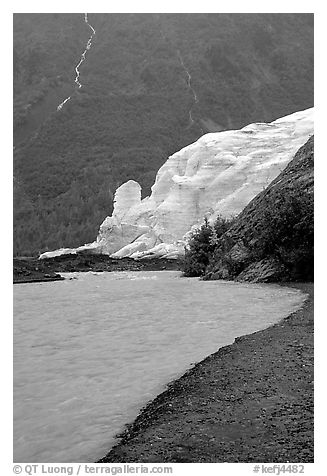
[{"x1": 40, "y1": 108, "x2": 313, "y2": 260}]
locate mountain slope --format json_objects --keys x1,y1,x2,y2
[
  {"x1": 13, "y1": 13, "x2": 313, "y2": 256},
  {"x1": 203, "y1": 135, "x2": 314, "y2": 282}
]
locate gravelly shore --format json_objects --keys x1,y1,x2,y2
[
  {"x1": 13, "y1": 254, "x2": 182, "y2": 283},
  {"x1": 97, "y1": 282, "x2": 313, "y2": 463}
]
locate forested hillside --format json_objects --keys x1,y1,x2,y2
[{"x1": 13, "y1": 13, "x2": 314, "y2": 256}]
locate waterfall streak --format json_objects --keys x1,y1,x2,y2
[
  {"x1": 57, "y1": 13, "x2": 96, "y2": 111},
  {"x1": 57, "y1": 97, "x2": 71, "y2": 110},
  {"x1": 177, "y1": 50, "x2": 198, "y2": 127},
  {"x1": 159, "y1": 27, "x2": 201, "y2": 131},
  {"x1": 177, "y1": 50, "x2": 198, "y2": 102}
]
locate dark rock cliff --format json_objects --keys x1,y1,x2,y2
[{"x1": 204, "y1": 136, "x2": 314, "y2": 282}]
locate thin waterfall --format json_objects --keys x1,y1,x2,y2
[
  {"x1": 57, "y1": 13, "x2": 96, "y2": 111},
  {"x1": 176, "y1": 50, "x2": 199, "y2": 128}
]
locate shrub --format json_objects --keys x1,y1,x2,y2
[
  {"x1": 183, "y1": 215, "x2": 235, "y2": 277},
  {"x1": 249, "y1": 188, "x2": 314, "y2": 280}
]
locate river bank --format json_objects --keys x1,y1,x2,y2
[
  {"x1": 13, "y1": 254, "x2": 183, "y2": 284},
  {"x1": 98, "y1": 282, "x2": 313, "y2": 463}
]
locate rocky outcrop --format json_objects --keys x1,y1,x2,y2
[
  {"x1": 204, "y1": 135, "x2": 314, "y2": 282},
  {"x1": 13, "y1": 258, "x2": 64, "y2": 283}
]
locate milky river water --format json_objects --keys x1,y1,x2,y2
[{"x1": 13, "y1": 271, "x2": 307, "y2": 462}]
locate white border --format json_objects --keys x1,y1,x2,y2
[{"x1": 4, "y1": 3, "x2": 324, "y2": 474}]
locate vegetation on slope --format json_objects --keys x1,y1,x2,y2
[
  {"x1": 13, "y1": 13, "x2": 313, "y2": 256},
  {"x1": 183, "y1": 136, "x2": 314, "y2": 282},
  {"x1": 183, "y1": 216, "x2": 236, "y2": 277}
]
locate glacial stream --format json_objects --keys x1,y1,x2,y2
[{"x1": 14, "y1": 271, "x2": 306, "y2": 462}]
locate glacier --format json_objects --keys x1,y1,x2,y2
[{"x1": 40, "y1": 108, "x2": 313, "y2": 260}]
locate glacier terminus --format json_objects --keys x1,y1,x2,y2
[{"x1": 40, "y1": 108, "x2": 313, "y2": 260}]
